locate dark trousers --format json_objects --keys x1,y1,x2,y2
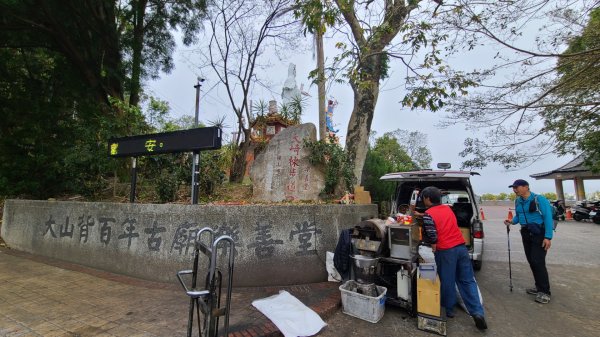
[{"x1": 520, "y1": 228, "x2": 551, "y2": 295}]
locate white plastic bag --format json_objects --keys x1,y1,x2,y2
[
  {"x1": 326, "y1": 251, "x2": 342, "y2": 282},
  {"x1": 418, "y1": 245, "x2": 436, "y2": 264}
]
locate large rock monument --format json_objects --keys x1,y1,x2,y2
[{"x1": 250, "y1": 123, "x2": 326, "y2": 202}]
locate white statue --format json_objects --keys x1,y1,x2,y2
[{"x1": 281, "y1": 63, "x2": 302, "y2": 105}]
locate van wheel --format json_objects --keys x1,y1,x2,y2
[{"x1": 473, "y1": 260, "x2": 482, "y2": 271}]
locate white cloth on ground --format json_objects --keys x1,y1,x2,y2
[{"x1": 252, "y1": 290, "x2": 327, "y2": 337}]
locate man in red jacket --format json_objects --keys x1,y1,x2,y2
[{"x1": 421, "y1": 186, "x2": 487, "y2": 330}]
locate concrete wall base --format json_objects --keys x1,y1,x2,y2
[{"x1": 2, "y1": 200, "x2": 376, "y2": 286}]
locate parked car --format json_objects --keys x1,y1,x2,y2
[{"x1": 380, "y1": 169, "x2": 485, "y2": 270}]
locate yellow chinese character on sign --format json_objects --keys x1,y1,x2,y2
[
  {"x1": 145, "y1": 139, "x2": 157, "y2": 152},
  {"x1": 110, "y1": 143, "x2": 118, "y2": 155}
]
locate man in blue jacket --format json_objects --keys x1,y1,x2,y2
[{"x1": 504, "y1": 179, "x2": 553, "y2": 304}]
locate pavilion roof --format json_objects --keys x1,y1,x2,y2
[{"x1": 530, "y1": 155, "x2": 600, "y2": 179}]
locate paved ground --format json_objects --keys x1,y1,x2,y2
[
  {"x1": 318, "y1": 206, "x2": 600, "y2": 337},
  {"x1": 1, "y1": 206, "x2": 600, "y2": 337},
  {"x1": 0, "y1": 249, "x2": 338, "y2": 337}
]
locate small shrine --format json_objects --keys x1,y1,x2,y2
[{"x1": 249, "y1": 100, "x2": 296, "y2": 142}]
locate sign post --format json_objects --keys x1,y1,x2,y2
[
  {"x1": 191, "y1": 79, "x2": 204, "y2": 204},
  {"x1": 108, "y1": 127, "x2": 221, "y2": 203},
  {"x1": 130, "y1": 157, "x2": 137, "y2": 203}
]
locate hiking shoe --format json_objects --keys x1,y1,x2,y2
[
  {"x1": 526, "y1": 287, "x2": 538, "y2": 295},
  {"x1": 535, "y1": 292, "x2": 551, "y2": 304},
  {"x1": 472, "y1": 314, "x2": 488, "y2": 330}
]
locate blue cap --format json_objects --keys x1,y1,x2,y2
[{"x1": 509, "y1": 179, "x2": 529, "y2": 188}]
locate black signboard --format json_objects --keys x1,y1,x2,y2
[{"x1": 108, "y1": 127, "x2": 222, "y2": 157}]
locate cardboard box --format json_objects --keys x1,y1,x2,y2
[
  {"x1": 417, "y1": 266, "x2": 441, "y2": 317},
  {"x1": 354, "y1": 185, "x2": 372, "y2": 204},
  {"x1": 460, "y1": 227, "x2": 471, "y2": 246}
]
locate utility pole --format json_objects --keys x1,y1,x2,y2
[
  {"x1": 316, "y1": 29, "x2": 326, "y2": 141},
  {"x1": 191, "y1": 78, "x2": 205, "y2": 204}
]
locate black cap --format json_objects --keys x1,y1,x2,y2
[{"x1": 509, "y1": 179, "x2": 529, "y2": 188}]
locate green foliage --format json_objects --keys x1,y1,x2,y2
[
  {"x1": 0, "y1": 0, "x2": 216, "y2": 201},
  {"x1": 293, "y1": 0, "x2": 339, "y2": 35},
  {"x1": 362, "y1": 151, "x2": 396, "y2": 216},
  {"x1": 145, "y1": 96, "x2": 171, "y2": 128},
  {"x1": 304, "y1": 139, "x2": 355, "y2": 196},
  {"x1": 0, "y1": 0, "x2": 125, "y2": 102},
  {"x1": 0, "y1": 48, "x2": 137, "y2": 198},
  {"x1": 279, "y1": 95, "x2": 308, "y2": 124},
  {"x1": 198, "y1": 151, "x2": 226, "y2": 195},
  {"x1": 384, "y1": 129, "x2": 432, "y2": 169},
  {"x1": 139, "y1": 154, "x2": 186, "y2": 203},
  {"x1": 439, "y1": 2, "x2": 600, "y2": 171},
  {"x1": 480, "y1": 193, "x2": 497, "y2": 201},
  {"x1": 543, "y1": 7, "x2": 600, "y2": 172},
  {"x1": 497, "y1": 192, "x2": 508, "y2": 201},
  {"x1": 542, "y1": 192, "x2": 558, "y2": 201},
  {"x1": 370, "y1": 135, "x2": 417, "y2": 172},
  {"x1": 117, "y1": 0, "x2": 207, "y2": 105},
  {"x1": 154, "y1": 169, "x2": 180, "y2": 203},
  {"x1": 362, "y1": 134, "x2": 418, "y2": 216}
]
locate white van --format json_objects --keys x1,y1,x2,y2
[{"x1": 380, "y1": 170, "x2": 484, "y2": 270}]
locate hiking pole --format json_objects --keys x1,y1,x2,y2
[{"x1": 506, "y1": 224, "x2": 513, "y2": 292}]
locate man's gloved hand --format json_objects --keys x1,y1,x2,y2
[{"x1": 504, "y1": 219, "x2": 512, "y2": 230}]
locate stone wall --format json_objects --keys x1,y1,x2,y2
[{"x1": 2, "y1": 200, "x2": 376, "y2": 286}]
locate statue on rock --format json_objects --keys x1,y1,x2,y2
[
  {"x1": 281, "y1": 63, "x2": 302, "y2": 105},
  {"x1": 326, "y1": 98, "x2": 339, "y2": 143}
]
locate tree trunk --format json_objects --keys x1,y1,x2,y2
[
  {"x1": 345, "y1": 78, "x2": 379, "y2": 185},
  {"x1": 129, "y1": 0, "x2": 148, "y2": 107},
  {"x1": 316, "y1": 31, "x2": 326, "y2": 140},
  {"x1": 229, "y1": 130, "x2": 252, "y2": 183}
]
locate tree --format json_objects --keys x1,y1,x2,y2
[
  {"x1": 117, "y1": 0, "x2": 207, "y2": 107},
  {"x1": 434, "y1": 1, "x2": 600, "y2": 171},
  {"x1": 543, "y1": 7, "x2": 600, "y2": 171},
  {"x1": 294, "y1": 0, "x2": 472, "y2": 184},
  {"x1": 0, "y1": 47, "x2": 142, "y2": 198},
  {"x1": 480, "y1": 193, "x2": 496, "y2": 201},
  {"x1": 0, "y1": 0, "x2": 124, "y2": 107},
  {"x1": 0, "y1": 0, "x2": 206, "y2": 198},
  {"x1": 196, "y1": 0, "x2": 300, "y2": 183},
  {"x1": 386, "y1": 129, "x2": 433, "y2": 169},
  {"x1": 370, "y1": 134, "x2": 417, "y2": 173},
  {"x1": 362, "y1": 134, "x2": 418, "y2": 216}
]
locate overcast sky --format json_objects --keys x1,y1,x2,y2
[{"x1": 147, "y1": 18, "x2": 600, "y2": 196}]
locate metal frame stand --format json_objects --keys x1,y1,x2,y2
[{"x1": 177, "y1": 227, "x2": 235, "y2": 337}]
